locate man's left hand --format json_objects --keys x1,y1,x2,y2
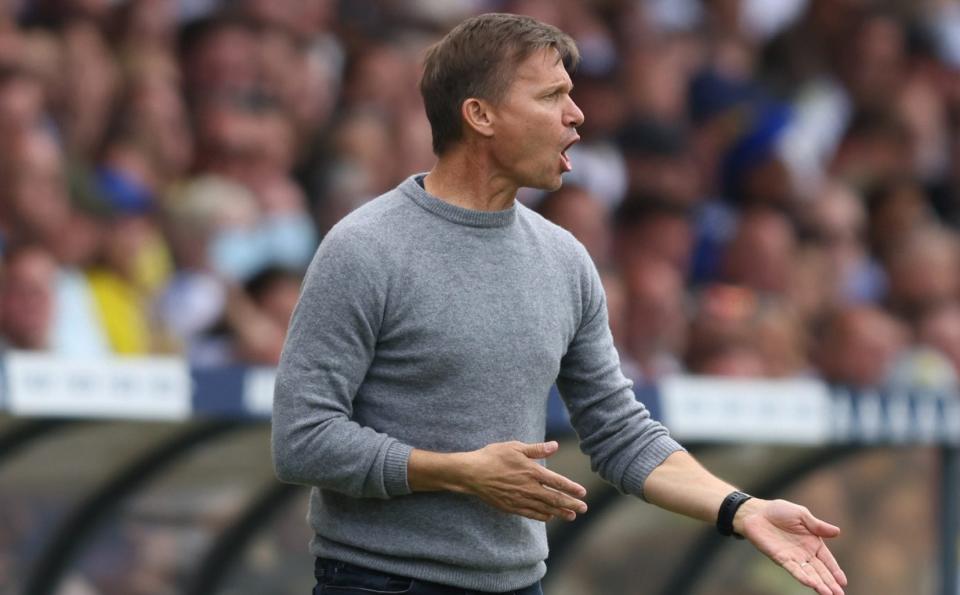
[{"x1": 736, "y1": 498, "x2": 847, "y2": 595}]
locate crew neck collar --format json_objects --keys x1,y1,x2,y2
[{"x1": 403, "y1": 174, "x2": 517, "y2": 228}]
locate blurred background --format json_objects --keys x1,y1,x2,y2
[{"x1": 0, "y1": 0, "x2": 959, "y2": 593}]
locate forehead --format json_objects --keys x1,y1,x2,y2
[{"x1": 510, "y1": 47, "x2": 570, "y2": 87}]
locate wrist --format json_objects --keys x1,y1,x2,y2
[
  {"x1": 716, "y1": 490, "x2": 753, "y2": 538},
  {"x1": 407, "y1": 449, "x2": 472, "y2": 493},
  {"x1": 732, "y1": 496, "x2": 764, "y2": 536}
]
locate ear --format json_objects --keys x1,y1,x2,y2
[{"x1": 461, "y1": 97, "x2": 496, "y2": 139}]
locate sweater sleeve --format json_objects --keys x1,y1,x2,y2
[
  {"x1": 271, "y1": 224, "x2": 413, "y2": 499},
  {"x1": 556, "y1": 245, "x2": 685, "y2": 500}
]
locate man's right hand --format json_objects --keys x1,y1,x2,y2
[{"x1": 407, "y1": 441, "x2": 588, "y2": 522}]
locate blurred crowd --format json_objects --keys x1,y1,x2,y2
[
  {"x1": 1, "y1": 2, "x2": 957, "y2": 594},
  {"x1": 2, "y1": 0, "x2": 960, "y2": 394}
]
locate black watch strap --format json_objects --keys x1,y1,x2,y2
[{"x1": 716, "y1": 490, "x2": 752, "y2": 539}]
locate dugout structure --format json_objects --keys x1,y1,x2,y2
[{"x1": 0, "y1": 352, "x2": 957, "y2": 595}]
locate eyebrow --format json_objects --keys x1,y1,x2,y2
[{"x1": 543, "y1": 81, "x2": 573, "y2": 94}]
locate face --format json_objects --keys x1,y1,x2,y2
[
  {"x1": 9, "y1": 129, "x2": 71, "y2": 242},
  {"x1": 487, "y1": 48, "x2": 584, "y2": 191},
  {"x1": 258, "y1": 276, "x2": 302, "y2": 328},
  {"x1": 822, "y1": 308, "x2": 906, "y2": 387},
  {"x1": 541, "y1": 186, "x2": 610, "y2": 265},
  {"x1": 0, "y1": 249, "x2": 56, "y2": 350}
]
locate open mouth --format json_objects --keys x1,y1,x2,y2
[{"x1": 560, "y1": 136, "x2": 579, "y2": 172}]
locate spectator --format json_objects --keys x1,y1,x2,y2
[
  {"x1": 787, "y1": 243, "x2": 836, "y2": 325},
  {"x1": 111, "y1": 0, "x2": 179, "y2": 54},
  {"x1": 883, "y1": 225, "x2": 960, "y2": 324},
  {"x1": 179, "y1": 15, "x2": 258, "y2": 102},
  {"x1": 917, "y1": 303, "x2": 960, "y2": 379},
  {"x1": 227, "y1": 266, "x2": 303, "y2": 365},
  {"x1": 753, "y1": 300, "x2": 811, "y2": 377},
  {"x1": 156, "y1": 175, "x2": 257, "y2": 356},
  {"x1": 622, "y1": 254, "x2": 687, "y2": 383},
  {"x1": 113, "y1": 59, "x2": 195, "y2": 184},
  {"x1": 690, "y1": 338, "x2": 768, "y2": 377},
  {"x1": 537, "y1": 184, "x2": 611, "y2": 267},
  {"x1": 0, "y1": 65, "x2": 46, "y2": 136},
  {"x1": 814, "y1": 305, "x2": 909, "y2": 390},
  {"x1": 616, "y1": 118, "x2": 700, "y2": 208},
  {"x1": 685, "y1": 283, "x2": 761, "y2": 376},
  {"x1": 799, "y1": 179, "x2": 884, "y2": 304},
  {"x1": 84, "y1": 135, "x2": 174, "y2": 354},
  {"x1": 614, "y1": 197, "x2": 695, "y2": 274},
  {"x1": 836, "y1": 11, "x2": 908, "y2": 116},
  {"x1": 58, "y1": 19, "x2": 120, "y2": 156},
  {"x1": 0, "y1": 125, "x2": 72, "y2": 251},
  {"x1": 0, "y1": 125, "x2": 111, "y2": 355},
  {"x1": 831, "y1": 111, "x2": 913, "y2": 190},
  {"x1": 719, "y1": 206, "x2": 797, "y2": 295},
  {"x1": 865, "y1": 176, "x2": 936, "y2": 261},
  {"x1": 0, "y1": 245, "x2": 58, "y2": 351}
]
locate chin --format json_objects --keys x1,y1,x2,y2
[{"x1": 527, "y1": 174, "x2": 564, "y2": 192}]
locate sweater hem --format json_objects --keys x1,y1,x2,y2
[{"x1": 312, "y1": 536, "x2": 546, "y2": 593}]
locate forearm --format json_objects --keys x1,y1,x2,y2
[
  {"x1": 643, "y1": 450, "x2": 762, "y2": 533},
  {"x1": 558, "y1": 257, "x2": 685, "y2": 495},
  {"x1": 644, "y1": 453, "x2": 849, "y2": 595},
  {"x1": 407, "y1": 448, "x2": 469, "y2": 493},
  {"x1": 271, "y1": 413, "x2": 412, "y2": 498}
]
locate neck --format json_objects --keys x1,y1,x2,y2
[{"x1": 423, "y1": 143, "x2": 517, "y2": 212}]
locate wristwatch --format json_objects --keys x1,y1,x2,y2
[{"x1": 716, "y1": 490, "x2": 752, "y2": 539}]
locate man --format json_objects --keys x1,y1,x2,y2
[
  {"x1": 0, "y1": 244, "x2": 58, "y2": 351},
  {"x1": 272, "y1": 13, "x2": 847, "y2": 595}
]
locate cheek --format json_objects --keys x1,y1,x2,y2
[
  {"x1": 515, "y1": 124, "x2": 556, "y2": 167},
  {"x1": 503, "y1": 106, "x2": 553, "y2": 143}
]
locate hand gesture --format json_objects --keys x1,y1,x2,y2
[
  {"x1": 458, "y1": 440, "x2": 588, "y2": 522},
  {"x1": 740, "y1": 498, "x2": 848, "y2": 595}
]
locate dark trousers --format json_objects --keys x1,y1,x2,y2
[{"x1": 314, "y1": 557, "x2": 544, "y2": 595}]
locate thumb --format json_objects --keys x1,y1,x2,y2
[
  {"x1": 519, "y1": 441, "x2": 559, "y2": 459},
  {"x1": 803, "y1": 511, "x2": 841, "y2": 538}
]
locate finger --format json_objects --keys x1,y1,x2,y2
[
  {"x1": 798, "y1": 561, "x2": 837, "y2": 595},
  {"x1": 537, "y1": 467, "x2": 588, "y2": 499},
  {"x1": 513, "y1": 507, "x2": 553, "y2": 523},
  {"x1": 808, "y1": 557, "x2": 844, "y2": 595},
  {"x1": 524, "y1": 485, "x2": 583, "y2": 518},
  {"x1": 518, "y1": 441, "x2": 559, "y2": 459},
  {"x1": 518, "y1": 497, "x2": 578, "y2": 521},
  {"x1": 783, "y1": 560, "x2": 830, "y2": 595},
  {"x1": 803, "y1": 510, "x2": 841, "y2": 538},
  {"x1": 517, "y1": 508, "x2": 552, "y2": 522},
  {"x1": 534, "y1": 484, "x2": 588, "y2": 514},
  {"x1": 815, "y1": 544, "x2": 848, "y2": 587}
]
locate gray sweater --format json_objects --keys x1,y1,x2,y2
[{"x1": 272, "y1": 175, "x2": 683, "y2": 592}]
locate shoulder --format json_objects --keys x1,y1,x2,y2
[
  {"x1": 320, "y1": 182, "x2": 416, "y2": 258},
  {"x1": 516, "y1": 204, "x2": 601, "y2": 315},
  {"x1": 329, "y1": 189, "x2": 408, "y2": 238},
  {"x1": 516, "y1": 202, "x2": 593, "y2": 266}
]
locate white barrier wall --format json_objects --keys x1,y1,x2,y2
[{"x1": 1, "y1": 351, "x2": 959, "y2": 445}]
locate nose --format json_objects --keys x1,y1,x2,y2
[{"x1": 565, "y1": 96, "x2": 585, "y2": 128}]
